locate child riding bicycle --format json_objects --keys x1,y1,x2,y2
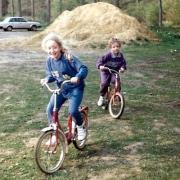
[
  {"x1": 96, "y1": 38, "x2": 127, "y2": 106},
  {"x1": 40, "y1": 33, "x2": 88, "y2": 141}
]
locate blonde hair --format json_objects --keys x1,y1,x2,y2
[
  {"x1": 41, "y1": 32, "x2": 66, "y2": 53},
  {"x1": 108, "y1": 37, "x2": 122, "y2": 48}
]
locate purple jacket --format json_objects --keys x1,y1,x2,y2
[{"x1": 96, "y1": 51, "x2": 127, "y2": 71}]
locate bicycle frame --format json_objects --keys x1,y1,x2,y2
[
  {"x1": 100, "y1": 67, "x2": 125, "y2": 119},
  {"x1": 105, "y1": 68, "x2": 122, "y2": 102},
  {"x1": 42, "y1": 81, "x2": 88, "y2": 150},
  {"x1": 66, "y1": 105, "x2": 89, "y2": 144}
]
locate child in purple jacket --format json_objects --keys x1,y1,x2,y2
[{"x1": 96, "y1": 38, "x2": 127, "y2": 106}]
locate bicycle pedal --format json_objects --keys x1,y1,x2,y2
[{"x1": 47, "y1": 150, "x2": 57, "y2": 154}]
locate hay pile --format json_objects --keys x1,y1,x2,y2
[{"x1": 26, "y1": 2, "x2": 157, "y2": 48}]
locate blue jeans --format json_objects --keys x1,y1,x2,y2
[{"x1": 46, "y1": 88, "x2": 84, "y2": 126}]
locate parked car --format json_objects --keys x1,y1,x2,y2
[{"x1": 0, "y1": 17, "x2": 41, "y2": 31}]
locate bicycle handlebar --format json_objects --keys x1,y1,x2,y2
[
  {"x1": 103, "y1": 67, "x2": 119, "y2": 75},
  {"x1": 43, "y1": 80, "x2": 71, "y2": 93}
]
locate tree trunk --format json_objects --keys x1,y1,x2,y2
[
  {"x1": 59, "y1": 0, "x2": 63, "y2": 13},
  {"x1": 158, "y1": 0, "x2": 163, "y2": 27},
  {"x1": 11, "y1": 0, "x2": 15, "y2": 16},
  {"x1": 0, "y1": 0, "x2": 2, "y2": 18},
  {"x1": 46, "y1": 0, "x2": 51, "y2": 23},
  {"x1": 114, "y1": 0, "x2": 120, "y2": 8},
  {"x1": 1, "y1": 0, "x2": 9, "y2": 16},
  {"x1": 17, "y1": 0, "x2": 22, "y2": 16},
  {"x1": 31, "y1": 0, "x2": 35, "y2": 20}
]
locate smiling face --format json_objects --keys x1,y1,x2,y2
[
  {"x1": 110, "y1": 42, "x2": 121, "y2": 55},
  {"x1": 46, "y1": 40, "x2": 62, "y2": 60}
]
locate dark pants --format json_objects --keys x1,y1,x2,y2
[{"x1": 99, "y1": 71, "x2": 115, "y2": 96}]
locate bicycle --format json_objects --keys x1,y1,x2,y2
[
  {"x1": 35, "y1": 80, "x2": 89, "y2": 174},
  {"x1": 101, "y1": 67, "x2": 125, "y2": 119}
]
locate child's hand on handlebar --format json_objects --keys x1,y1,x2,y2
[
  {"x1": 99, "y1": 66, "x2": 108, "y2": 71},
  {"x1": 70, "y1": 77, "x2": 80, "y2": 84},
  {"x1": 40, "y1": 78, "x2": 48, "y2": 86},
  {"x1": 119, "y1": 67, "x2": 125, "y2": 73}
]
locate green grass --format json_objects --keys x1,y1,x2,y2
[{"x1": 0, "y1": 29, "x2": 180, "y2": 179}]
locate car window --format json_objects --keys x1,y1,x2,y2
[
  {"x1": 14, "y1": 18, "x2": 19, "y2": 22},
  {"x1": 19, "y1": 18, "x2": 26, "y2": 22},
  {"x1": 9, "y1": 18, "x2": 16, "y2": 22}
]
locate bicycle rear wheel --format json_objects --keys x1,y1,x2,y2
[
  {"x1": 108, "y1": 93, "x2": 125, "y2": 119},
  {"x1": 73, "y1": 111, "x2": 88, "y2": 150},
  {"x1": 35, "y1": 129, "x2": 66, "y2": 174}
]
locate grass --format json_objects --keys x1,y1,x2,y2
[{"x1": 0, "y1": 28, "x2": 180, "y2": 179}]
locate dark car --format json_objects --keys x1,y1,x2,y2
[{"x1": 0, "y1": 17, "x2": 41, "y2": 31}]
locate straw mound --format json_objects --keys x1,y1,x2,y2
[{"x1": 26, "y1": 2, "x2": 157, "y2": 48}]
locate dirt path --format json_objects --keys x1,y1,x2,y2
[{"x1": 0, "y1": 30, "x2": 38, "y2": 40}]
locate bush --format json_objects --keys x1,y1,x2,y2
[
  {"x1": 126, "y1": 2, "x2": 145, "y2": 23},
  {"x1": 164, "y1": 0, "x2": 180, "y2": 26},
  {"x1": 126, "y1": 1, "x2": 159, "y2": 27},
  {"x1": 144, "y1": 2, "x2": 159, "y2": 27}
]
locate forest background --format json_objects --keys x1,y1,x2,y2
[{"x1": 0, "y1": 0, "x2": 180, "y2": 28}]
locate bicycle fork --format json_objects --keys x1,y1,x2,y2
[{"x1": 66, "y1": 115, "x2": 76, "y2": 144}]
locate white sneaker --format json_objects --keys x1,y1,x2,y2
[
  {"x1": 77, "y1": 125, "x2": 86, "y2": 141},
  {"x1": 97, "y1": 96, "x2": 104, "y2": 106},
  {"x1": 46, "y1": 135, "x2": 56, "y2": 146}
]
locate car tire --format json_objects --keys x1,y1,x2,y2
[
  {"x1": 6, "y1": 26, "x2": 13, "y2": 31},
  {"x1": 31, "y1": 25, "x2": 37, "y2": 31}
]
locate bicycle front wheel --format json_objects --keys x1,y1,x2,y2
[
  {"x1": 108, "y1": 93, "x2": 125, "y2": 119},
  {"x1": 35, "y1": 130, "x2": 66, "y2": 174}
]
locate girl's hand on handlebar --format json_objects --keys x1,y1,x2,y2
[
  {"x1": 119, "y1": 67, "x2": 125, "y2": 73},
  {"x1": 70, "y1": 77, "x2": 80, "y2": 84},
  {"x1": 99, "y1": 66, "x2": 108, "y2": 71},
  {"x1": 40, "y1": 78, "x2": 48, "y2": 86}
]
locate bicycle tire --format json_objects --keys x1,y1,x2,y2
[
  {"x1": 108, "y1": 92, "x2": 125, "y2": 119},
  {"x1": 73, "y1": 111, "x2": 88, "y2": 150},
  {"x1": 35, "y1": 129, "x2": 66, "y2": 174}
]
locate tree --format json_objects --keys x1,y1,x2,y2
[
  {"x1": 158, "y1": 0, "x2": 163, "y2": 27},
  {"x1": 31, "y1": 0, "x2": 35, "y2": 20},
  {"x1": 113, "y1": 0, "x2": 120, "y2": 8},
  {"x1": 46, "y1": 0, "x2": 51, "y2": 23},
  {"x1": 0, "y1": 0, "x2": 8, "y2": 17},
  {"x1": 17, "y1": 0, "x2": 22, "y2": 16},
  {"x1": 11, "y1": 0, "x2": 15, "y2": 16},
  {"x1": 59, "y1": 0, "x2": 63, "y2": 13},
  {"x1": 0, "y1": 0, "x2": 2, "y2": 18}
]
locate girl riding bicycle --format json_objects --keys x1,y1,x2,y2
[
  {"x1": 40, "y1": 33, "x2": 88, "y2": 141},
  {"x1": 96, "y1": 38, "x2": 127, "y2": 106}
]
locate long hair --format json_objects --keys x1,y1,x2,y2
[{"x1": 41, "y1": 32, "x2": 66, "y2": 53}]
